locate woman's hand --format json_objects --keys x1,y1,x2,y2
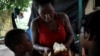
[
  {"x1": 44, "y1": 47, "x2": 50, "y2": 54},
  {"x1": 52, "y1": 50, "x2": 69, "y2": 56},
  {"x1": 42, "y1": 47, "x2": 52, "y2": 56}
]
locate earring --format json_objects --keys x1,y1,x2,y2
[{"x1": 84, "y1": 32, "x2": 88, "y2": 39}]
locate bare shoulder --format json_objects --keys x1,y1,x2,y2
[
  {"x1": 58, "y1": 12, "x2": 70, "y2": 23},
  {"x1": 31, "y1": 17, "x2": 38, "y2": 24},
  {"x1": 31, "y1": 17, "x2": 39, "y2": 28}
]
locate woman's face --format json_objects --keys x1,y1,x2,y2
[
  {"x1": 38, "y1": 5, "x2": 55, "y2": 22},
  {"x1": 80, "y1": 27, "x2": 88, "y2": 48},
  {"x1": 80, "y1": 27, "x2": 85, "y2": 45},
  {"x1": 80, "y1": 27, "x2": 86, "y2": 47}
]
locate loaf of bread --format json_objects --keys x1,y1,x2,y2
[{"x1": 53, "y1": 42, "x2": 67, "y2": 54}]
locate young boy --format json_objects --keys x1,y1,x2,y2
[
  {"x1": 80, "y1": 10, "x2": 100, "y2": 56},
  {"x1": 4, "y1": 29, "x2": 33, "y2": 56}
]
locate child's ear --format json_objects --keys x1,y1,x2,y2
[
  {"x1": 15, "y1": 44, "x2": 24, "y2": 52},
  {"x1": 84, "y1": 32, "x2": 90, "y2": 40},
  {"x1": 85, "y1": 32, "x2": 94, "y2": 41}
]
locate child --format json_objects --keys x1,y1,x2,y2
[
  {"x1": 80, "y1": 10, "x2": 100, "y2": 56},
  {"x1": 4, "y1": 29, "x2": 33, "y2": 56}
]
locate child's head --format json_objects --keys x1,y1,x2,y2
[
  {"x1": 4, "y1": 29, "x2": 33, "y2": 53},
  {"x1": 80, "y1": 10, "x2": 100, "y2": 49}
]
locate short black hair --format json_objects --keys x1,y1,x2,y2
[
  {"x1": 4, "y1": 29, "x2": 26, "y2": 52},
  {"x1": 82, "y1": 10, "x2": 100, "y2": 45},
  {"x1": 33, "y1": 0, "x2": 53, "y2": 5}
]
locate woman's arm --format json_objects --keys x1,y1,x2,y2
[
  {"x1": 31, "y1": 19, "x2": 50, "y2": 52},
  {"x1": 59, "y1": 13, "x2": 74, "y2": 48}
]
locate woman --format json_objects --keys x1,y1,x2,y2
[
  {"x1": 31, "y1": 0, "x2": 74, "y2": 56},
  {"x1": 80, "y1": 10, "x2": 100, "y2": 56}
]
